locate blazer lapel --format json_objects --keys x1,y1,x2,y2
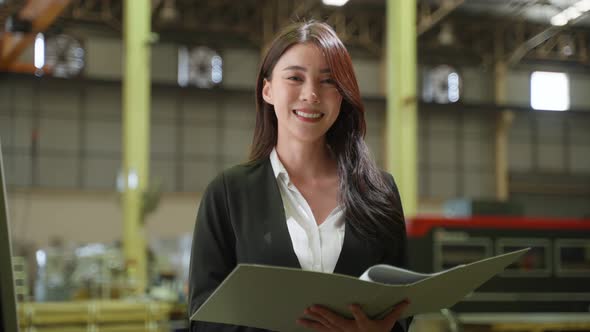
[
  {"x1": 334, "y1": 225, "x2": 379, "y2": 277},
  {"x1": 258, "y1": 159, "x2": 301, "y2": 269}
]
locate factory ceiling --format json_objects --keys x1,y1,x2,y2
[{"x1": 1, "y1": 0, "x2": 589, "y2": 70}]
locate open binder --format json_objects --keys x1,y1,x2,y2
[{"x1": 191, "y1": 248, "x2": 529, "y2": 331}]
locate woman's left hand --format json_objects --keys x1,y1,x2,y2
[{"x1": 296, "y1": 300, "x2": 409, "y2": 332}]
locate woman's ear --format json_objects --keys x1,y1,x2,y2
[{"x1": 262, "y1": 78, "x2": 273, "y2": 105}]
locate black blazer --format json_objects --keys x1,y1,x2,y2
[{"x1": 188, "y1": 158, "x2": 412, "y2": 332}]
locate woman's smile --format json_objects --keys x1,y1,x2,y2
[{"x1": 293, "y1": 109, "x2": 324, "y2": 122}]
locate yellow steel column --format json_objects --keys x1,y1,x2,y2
[
  {"x1": 386, "y1": 0, "x2": 418, "y2": 217},
  {"x1": 494, "y1": 61, "x2": 513, "y2": 201},
  {"x1": 123, "y1": 0, "x2": 150, "y2": 294}
]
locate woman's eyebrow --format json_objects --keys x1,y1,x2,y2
[{"x1": 282, "y1": 65, "x2": 331, "y2": 73}]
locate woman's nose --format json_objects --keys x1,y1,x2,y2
[{"x1": 300, "y1": 84, "x2": 320, "y2": 104}]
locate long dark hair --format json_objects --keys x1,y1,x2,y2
[{"x1": 250, "y1": 21, "x2": 405, "y2": 244}]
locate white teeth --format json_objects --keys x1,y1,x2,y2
[{"x1": 294, "y1": 110, "x2": 322, "y2": 119}]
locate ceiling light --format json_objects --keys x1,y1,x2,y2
[
  {"x1": 438, "y1": 23, "x2": 454, "y2": 45},
  {"x1": 574, "y1": 0, "x2": 590, "y2": 12},
  {"x1": 34, "y1": 33, "x2": 45, "y2": 70},
  {"x1": 563, "y1": 7, "x2": 582, "y2": 20},
  {"x1": 550, "y1": 0, "x2": 590, "y2": 26},
  {"x1": 160, "y1": 0, "x2": 178, "y2": 22},
  {"x1": 550, "y1": 13, "x2": 568, "y2": 26},
  {"x1": 322, "y1": 0, "x2": 349, "y2": 6}
]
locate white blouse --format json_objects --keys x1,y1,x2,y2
[{"x1": 269, "y1": 148, "x2": 345, "y2": 273}]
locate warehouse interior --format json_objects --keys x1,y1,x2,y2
[{"x1": 0, "y1": 0, "x2": 589, "y2": 331}]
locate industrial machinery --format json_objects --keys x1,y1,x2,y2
[{"x1": 407, "y1": 216, "x2": 590, "y2": 313}]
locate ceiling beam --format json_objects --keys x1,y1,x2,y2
[
  {"x1": 507, "y1": 11, "x2": 590, "y2": 66},
  {"x1": 417, "y1": 0, "x2": 465, "y2": 36},
  {"x1": 3, "y1": 62, "x2": 53, "y2": 74}
]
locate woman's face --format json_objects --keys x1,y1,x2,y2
[{"x1": 262, "y1": 43, "x2": 343, "y2": 145}]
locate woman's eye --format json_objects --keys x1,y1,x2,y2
[
  {"x1": 321, "y1": 78, "x2": 336, "y2": 85},
  {"x1": 287, "y1": 76, "x2": 303, "y2": 82}
]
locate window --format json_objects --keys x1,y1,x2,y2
[{"x1": 530, "y1": 71, "x2": 569, "y2": 111}]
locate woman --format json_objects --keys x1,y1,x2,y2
[{"x1": 189, "y1": 21, "x2": 411, "y2": 332}]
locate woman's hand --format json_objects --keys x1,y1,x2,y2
[{"x1": 296, "y1": 299, "x2": 410, "y2": 332}]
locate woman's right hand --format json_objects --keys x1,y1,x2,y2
[{"x1": 296, "y1": 299, "x2": 410, "y2": 332}]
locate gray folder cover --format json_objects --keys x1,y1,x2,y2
[{"x1": 191, "y1": 248, "x2": 528, "y2": 331}]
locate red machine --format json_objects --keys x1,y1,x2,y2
[{"x1": 406, "y1": 216, "x2": 590, "y2": 313}]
